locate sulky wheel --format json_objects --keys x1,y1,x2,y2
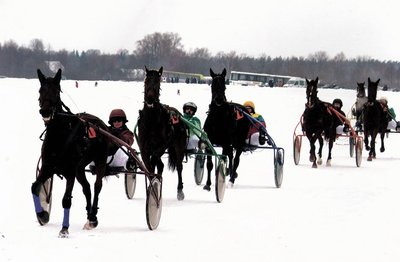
[
  {"x1": 124, "y1": 168, "x2": 137, "y2": 199},
  {"x1": 355, "y1": 138, "x2": 363, "y2": 167},
  {"x1": 215, "y1": 159, "x2": 227, "y2": 203},
  {"x1": 349, "y1": 137, "x2": 355, "y2": 157},
  {"x1": 293, "y1": 135, "x2": 302, "y2": 165},
  {"x1": 36, "y1": 157, "x2": 53, "y2": 223},
  {"x1": 145, "y1": 177, "x2": 162, "y2": 230},
  {"x1": 194, "y1": 152, "x2": 205, "y2": 185},
  {"x1": 274, "y1": 148, "x2": 284, "y2": 188}
]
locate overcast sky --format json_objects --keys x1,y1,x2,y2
[{"x1": 0, "y1": 0, "x2": 399, "y2": 61}]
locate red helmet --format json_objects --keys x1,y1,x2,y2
[{"x1": 109, "y1": 109, "x2": 128, "y2": 124}]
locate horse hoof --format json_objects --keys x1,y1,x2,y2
[
  {"x1": 326, "y1": 160, "x2": 331, "y2": 167},
  {"x1": 177, "y1": 190, "x2": 185, "y2": 201},
  {"x1": 380, "y1": 148, "x2": 385, "y2": 153},
  {"x1": 312, "y1": 163, "x2": 318, "y2": 168},
  {"x1": 309, "y1": 155, "x2": 316, "y2": 162},
  {"x1": 58, "y1": 227, "x2": 69, "y2": 238},
  {"x1": 83, "y1": 220, "x2": 98, "y2": 230},
  {"x1": 203, "y1": 184, "x2": 211, "y2": 191},
  {"x1": 317, "y1": 158, "x2": 323, "y2": 165},
  {"x1": 37, "y1": 210, "x2": 49, "y2": 225},
  {"x1": 226, "y1": 181, "x2": 234, "y2": 188}
]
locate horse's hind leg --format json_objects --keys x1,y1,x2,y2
[
  {"x1": 75, "y1": 167, "x2": 94, "y2": 229},
  {"x1": 203, "y1": 153, "x2": 213, "y2": 191}
]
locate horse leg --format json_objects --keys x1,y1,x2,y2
[
  {"x1": 326, "y1": 137, "x2": 334, "y2": 167},
  {"x1": 176, "y1": 159, "x2": 184, "y2": 201},
  {"x1": 317, "y1": 136, "x2": 323, "y2": 165},
  {"x1": 367, "y1": 132, "x2": 377, "y2": 161},
  {"x1": 31, "y1": 165, "x2": 53, "y2": 226},
  {"x1": 232, "y1": 148, "x2": 243, "y2": 181},
  {"x1": 380, "y1": 131, "x2": 386, "y2": 153},
  {"x1": 203, "y1": 151, "x2": 213, "y2": 191},
  {"x1": 307, "y1": 135, "x2": 317, "y2": 168},
  {"x1": 75, "y1": 166, "x2": 94, "y2": 229},
  {"x1": 223, "y1": 147, "x2": 235, "y2": 186},
  {"x1": 58, "y1": 174, "x2": 76, "y2": 237},
  {"x1": 364, "y1": 131, "x2": 370, "y2": 151}
]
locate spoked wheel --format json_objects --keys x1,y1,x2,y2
[
  {"x1": 349, "y1": 137, "x2": 355, "y2": 157},
  {"x1": 293, "y1": 135, "x2": 302, "y2": 165},
  {"x1": 194, "y1": 151, "x2": 205, "y2": 185},
  {"x1": 36, "y1": 157, "x2": 53, "y2": 223},
  {"x1": 145, "y1": 177, "x2": 162, "y2": 230},
  {"x1": 274, "y1": 148, "x2": 284, "y2": 188},
  {"x1": 215, "y1": 159, "x2": 227, "y2": 203},
  {"x1": 124, "y1": 168, "x2": 137, "y2": 199},
  {"x1": 355, "y1": 138, "x2": 363, "y2": 167}
]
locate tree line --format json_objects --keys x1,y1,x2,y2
[{"x1": 1, "y1": 32, "x2": 399, "y2": 89}]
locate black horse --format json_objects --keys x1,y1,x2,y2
[
  {"x1": 203, "y1": 68, "x2": 251, "y2": 189},
  {"x1": 137, "y1": 66, "x2": 187, "y2": 200},
  {"x1": 32, "y1": 69, "x2": 114, "y2": 237},
  {"x1": 363, "y1": 77, "x2": 387, "y2": 160},
  {"x1": 302, "y1": 77, "x2": 336, "y2": 168}
]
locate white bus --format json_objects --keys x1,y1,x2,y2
[{"x1": 229, "y1": 70, "x2": 291, "y2": 87}]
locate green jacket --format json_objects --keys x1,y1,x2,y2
[
  {"x1": 388, "y1": 107, "x2": 396, "y2": 121},
  {"x1": 183, "y1": 113, "x2": 202, "y2": 137}
]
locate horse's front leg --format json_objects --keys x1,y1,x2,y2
[
  {"x1": 58, "y1": 174, "x2": 76, "y2": 237},
  {"x1": 176, "y1": 158, "x2": 184, "y2": 201},
  {"x1": 326, "y1": 137, "x2": 334, "y2": 167},
  {"x1": 364, "y1": 131, "x2": 370, "y2": 151},
  {"x1": 317, "y1": 135, "x2": 324, "y2": 165},
  {"x1": 380, "y1": 131, "x2": 386, "y2": 153},
  {"x1": 31, "y1": 165, "x2": 53, "y2": 226},
  {"x1": 307, "y1": 134, "x2": 317, "y2": 168},
  {"x1": 203, "y1": 149, "x2": 213, "y2": 191}
]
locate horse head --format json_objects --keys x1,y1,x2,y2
[
  {"x1": 144, "y1": 66, "x2": 163, "y2": 107},
  {"x1": 210, "y1": 68, "x2": 227, "y2": 106},
  {"x1": 305, "y1": 77, "x2": 319, "y2": 108},
  {"x1": 37, "y1": 69, "x2": 62, "y2": 123},
  {"x1": 367, "y1": 77, "x2": 380, "y2": 102},
  {"x1": 356, "y1": 82, "x2": 366, "y2": 98}
]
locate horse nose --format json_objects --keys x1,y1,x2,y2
[{"x1": 39, "y1": 109, "x2": 51, "y2": 118}]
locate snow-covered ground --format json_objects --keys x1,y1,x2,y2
[{"x1": 1, "y1": 75, "x2": 400, "y2": 262}]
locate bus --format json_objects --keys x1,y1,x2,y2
[
  {"x1": 229, "y1": 70, "x2": 292, "y2": 87},
  {"x1": 163, "y1": 70, "x2": 206, "y2": 84}
]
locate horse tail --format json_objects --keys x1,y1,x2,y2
[{"x1": 167, "y1": 147, "x2": 178, "y2": 171}]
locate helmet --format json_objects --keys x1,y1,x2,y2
[
  {"x1": 183, "y1": 102, "x2": 197, "y2": 114},
  {"x1": 332, "y1": 98, "x2": 343, "y2": 109},
  {"x1": 109, "y1": 109, "x2": 127, "y2": 124},
  {"x1": 243, "y1": 101, "x2": 255, "y2": 111},
  {"x1": 379, "y1": 97, "x2": 388, "y2": 105}
]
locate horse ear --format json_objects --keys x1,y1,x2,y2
[
  {"x1": 315, "y1": 77, "x2": 319, "y2": 83},
  {"x1": 145, "y1": 66, "x2": 149, "y2": 73},
  {"x1": 210, "y1": 68, "x2": 215, "y2": 78},
  {"x1": 222, "y1": 68, "x2": 227, "y2": 77},
  {"x1": 37, "y1": 69, "x2": 46, "y2": 83},
  {"x1": 306, "y1": 78, "x2": 310, "y2": 85},
  {"x1": 368, "y1": 77, "x2": 371, "y2": 83},
  {"x1": 159, "y1": 66, "x2": 163, "y2": 76},
  {"x1": 376, "y1": 78, "x2": 380, "y2": 84},
  {"x1": 54, "y1": 69, "x2": 62, "y2": 83}
]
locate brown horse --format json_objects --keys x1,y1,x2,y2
[
  {"x1": 363, "y1": 77, "x2": 387, "y2": 160},
  {"x1": 203, "y1": 68, "x2": 251, "y2": 188},
  {"x1": 137, "y1": 66, "x2": 187, "y2": 200},
  {"x1": 302, "y1": 77, "x2": 336, "y2": 168},
  {"x1": 33, "y1": 69, "x2": 115, "y2": 237}
]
